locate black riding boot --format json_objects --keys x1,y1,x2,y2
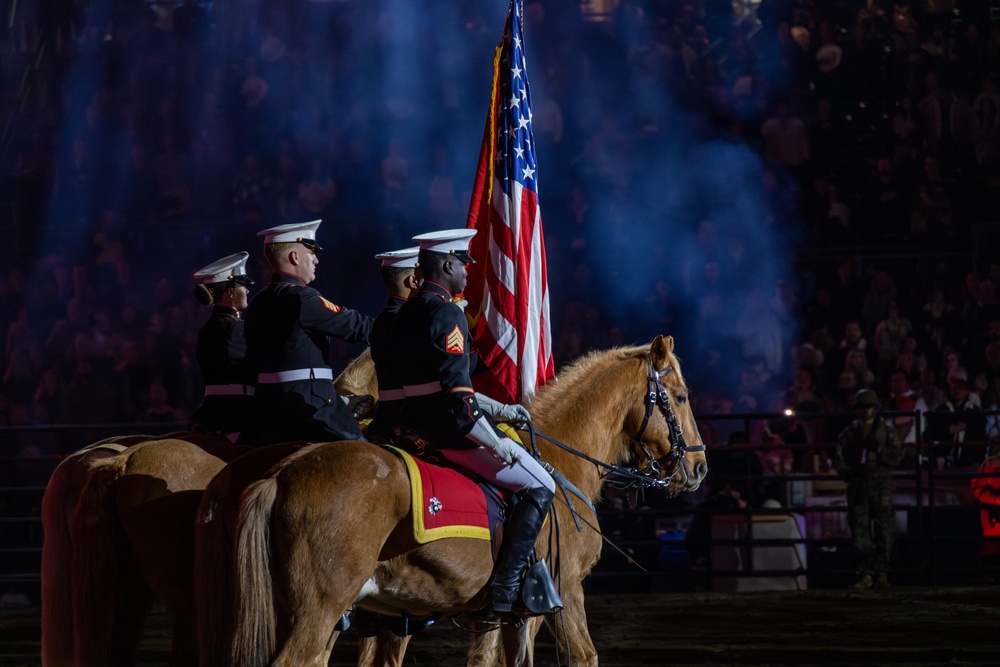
[{"x1": 489, "y1": 486, "x2": 555, "y2": 613}]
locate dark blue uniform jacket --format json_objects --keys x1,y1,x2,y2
[
  {"x1": 368, "y1": 295, "x2": 406, "y2": 439},
  {"x1": 239, "y1": 272, "x2": 372, "y2": 445},
  {"x1": 190, "y1": 306, "x2": 254, "y2": 433},
  {"x1": 390, "y1": 281, "x2": 486, "y2": 448}
]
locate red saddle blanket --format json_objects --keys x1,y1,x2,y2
[{"x1": 385, "y1": 445, "x2": 491, "y2": 544}]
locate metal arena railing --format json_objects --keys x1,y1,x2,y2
[
  {"x1": 1, "y1": 414, "x2": 999, "y2": 603},
  {"x1": 585, "y1": 410, "x2": 1000, "y2": 593}
]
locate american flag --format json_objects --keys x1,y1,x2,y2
[{"x1": 465, "y1": 0, "x2": 554, "y2": 403}]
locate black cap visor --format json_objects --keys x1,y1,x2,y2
[
  {"x1": 297, "y1": 237, "x2": 324, "y2": 252},
  {"x1": 231, "y1": 274, "x2": 255, "y2": 286}
]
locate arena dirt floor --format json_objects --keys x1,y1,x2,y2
[{"x1": 2, "y1": 586, "x2": 999, "y2": 666}]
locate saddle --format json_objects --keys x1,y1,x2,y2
[
  {"x1": 376, "y1": 429, "x2": 563, "y2": 621},
  {"x1": 381, "y1": 435, "x2": 503, "y2": 547}
]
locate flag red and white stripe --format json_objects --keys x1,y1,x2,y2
[{"x1": 465, "y1": 0, "x2": 554, "y2": 403}]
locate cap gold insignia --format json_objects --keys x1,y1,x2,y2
[{"x1": 445, "y1": 324, "x2": 464, "y2": 354}]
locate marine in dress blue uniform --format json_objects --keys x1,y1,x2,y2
[
  {"x1": 367, "y1": 246, "x2": 420, "y2": 441},
  {"x1": 391, "y1": 229, "x2": 559, "y2": 616},
  {"x1": 189, "y1": 252, "x2": 255, "y2": 439},
  {"x1": 238, "y1": 220, "x2": 373, "y2": 446}
]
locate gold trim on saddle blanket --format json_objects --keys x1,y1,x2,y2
[{"x1": 384, "y1": 445, "x2": 492, "y2": 544}]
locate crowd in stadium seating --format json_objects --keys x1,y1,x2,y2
[{"x1": 1, "y1": 1, "x2": 999, "y2": 469}]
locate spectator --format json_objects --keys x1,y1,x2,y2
[
  {"x1": 873, "y1": 300, "x2": 914, "y2": 379},
  {"x1": 891, "y1": 96, "x2": 919, "y2": 144},
  {"x1": 760, "y1": 97, "x2": 810, "y2": 181},
  {"x1": 844, "y1": 348, "x2": 876, "y2": 391},
  {"x1": 832, "y1": 369, "x2": 861, "y2": 412},
  {"x1": 938, "y1": 344, "x2": 966, "y2": 388},
  {"x1": 137, "y1": 377, "x2": 188, "y2": 424},
  {"x1": 924, "y1": 368, "x2": 988, "y2": 468},
  {"x1": 231, "y1": 151, "x2": 271, "y2": 226},
  {"x1": 59, "y1": 359, "x2": 116, "y2": 424},
  {"x1": 886, "y1": 369, "x2": 928, "y2": 445},
  {"x1": 963, "y1": 279, "x2": 1000, "y2": 363},
  {"x1": 825, "y1": 260, "x2": 866, "y2": 336},
  {"x1": 893, "y1": 350, "x2": 922, "y2": 387},
  {"x1": 866, "y1": 156, "x2": 908, "y2": 238},
  {"x1": 971, "y1": 78, "x2": 1000, "y2": 149},
  {"x1": 150, "y1": 133, "x2": 192, "y2": 219},
  {"x1": 861, "y1": 270, "x2": 901, "y2": 337},
  {"x1": 916, "y1": 285, "x2": 958, "y2": 363},
  {"x1": 788, "y1": 366, "x2": 833, "y2": 413},
  {"x1": 919, "y1": 366, "x2": 948, "y2": 413},
  {"x1": 980, "y1": 372, "x2": 1000, "y2": 442},
  {"x1": 297, "y1": 158, "x2": 337, "y2": 218},
  {"x1": 912, "y1": 154, "x2": 956, "y2": 239}
]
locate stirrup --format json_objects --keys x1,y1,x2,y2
[
  {"x1": 520, "y1": 560, "x2": 563, "y2": 615},
  {"x1": 454, "y1": 612, "x2": 505, "y2": 633},
  {"x1": 488, "y1": 587, "x2": 518, "y2": 614}
]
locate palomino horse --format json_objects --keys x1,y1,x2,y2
[
  {"x1": 233, "y1": 335, "x2": 708, "y2": 667},
  {"x1": 69, "y1": 433, "x2": 243, "y2": 666},
  {"x1": 55, "y1": 348, "x2": 377, "y2": 667},
  {"x1": 193, "y1": 347, "x2": 380, "y2": 667},
  {"x1": 194, "y1": 346, "x2": 432, "y2": 667}
]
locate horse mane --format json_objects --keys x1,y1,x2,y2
[
  {"x1": 86, "y1": 449, "x2": 131, "y2": 478},
  {"x1": 530, "y1": 342, "x2": 685, "y2": 415},
  {"x1": 335, "y1": 347, "x2": 377, "y2": 397},
  {"x1": 526, "y1": 341, "x2": 686, "y2": 500}
]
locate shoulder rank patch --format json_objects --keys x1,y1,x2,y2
[
  {"x1": 319, "y1": 296, "x2": 342, "y2": 313},
  {"x1": 445, "y1": 324, "x2": 465, "y2": 354}
]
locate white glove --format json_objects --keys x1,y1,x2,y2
[
  {"x1": 475, "y1": 393, "x2": 532, "y2": 426},
  {"x1": 466, "y1": 416, "x2": 523, "y2": 465}
]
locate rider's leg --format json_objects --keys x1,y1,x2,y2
[{"x1": 439, "y1": 447, "x2": 556, "y2": 612}]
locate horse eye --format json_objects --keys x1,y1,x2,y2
[{"x1": 676, "y1": 394, "x2": 688, "y2": 405}]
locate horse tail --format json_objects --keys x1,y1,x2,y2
[
  {"x1": 233, "y1": 477, "x2": 279, "y2": 667},
  {"x1": 194, "y1": 481, "x2": 234, "y2": 667},
  {"x1": 41, "y1": 438, "x2": 145, "y2": 667},
  {"x1": 70, "y1": 456, "x2": 143, "y2": 666},
  {"x1": 40, "y1": 456, "x2": 78, "y2": 667}
]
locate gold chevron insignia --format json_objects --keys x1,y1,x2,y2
[
  {"x1": 319, "y1": 297, "x2": 341, "y2": 313},
  {"x1": 445, "y1": 325, "x2": 464, "y2": 354}
]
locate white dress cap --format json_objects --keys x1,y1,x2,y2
[
  {"x1": 412, "y1": 228, "x2": 477, "y2": 263},
  {"x1": 193, "y1": 251, "x2": 254, "y2": 285},
  {"x1": 375, "y1": 246, "x2": 420, "y2": 269},
  {"x1": 257, "y1": 220, "x2": 324, "y2": 251}
]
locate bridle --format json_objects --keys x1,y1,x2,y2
[
  {"x1": 630, "y1": 354, "x2": 706, "y2": 486},
  {"x1": 531, "y1": 354, "x2": 706, "y2": 492}
]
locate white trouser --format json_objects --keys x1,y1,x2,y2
[{"x1": 440, "y1": 446, "x2": 556, "y2": 494}]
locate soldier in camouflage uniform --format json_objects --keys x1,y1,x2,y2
[{"x1": 835, "y1": 388, "x2": 904, "y2": 589}]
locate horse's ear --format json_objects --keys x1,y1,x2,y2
[{"x1": 650, "y1": 335, "x2": 674, "y2": 368}]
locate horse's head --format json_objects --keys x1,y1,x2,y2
[
  {"x1": 334, "y1": 347, "x2": 378, "y2": 398},
  {"x1": 622, "y1": 335, "x2": 708, "y2": 496}
]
